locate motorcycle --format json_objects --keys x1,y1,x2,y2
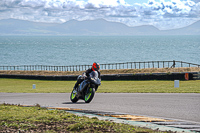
[{"x1": 70, "y1": 71, "x2": 101, "y2": 103}]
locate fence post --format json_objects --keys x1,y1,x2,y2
[{"x1": 172, "y1": 60, "x2": 176, "y2": 68}]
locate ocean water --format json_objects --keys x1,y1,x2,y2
[{"x1": 0, "y1": 36, "x2": 200, "y2": 66}]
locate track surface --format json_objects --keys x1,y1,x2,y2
[{"x1": 1, "y1": 93, "x2": 200, "y2": 123}]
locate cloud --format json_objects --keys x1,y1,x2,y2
[
  {"x1": 143, "y1": 0, "x2": 197, "y2": 17},
  {"x1": 0, "y1": 0, "x2": 200, "y2": 30}
]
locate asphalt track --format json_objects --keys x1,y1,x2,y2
[{"x1": 1, "y1": 93, "x2": 200, "y2": 124}]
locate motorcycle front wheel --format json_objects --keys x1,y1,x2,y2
[
  {"x1": 84, "y1": 88, "x2": 95, "y2": 103},
  {"x1": 70, "y1": 89, "x2": 78, "y2": 103}
]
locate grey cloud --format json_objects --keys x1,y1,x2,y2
[
  {"x1": 0, "y1": 0, "x2": 22, "y2": 8},
  {"x1": 0, "y1": 0, "x2": 200, "y2": 29},
  {"x1": 141, "y1": 0, "x2": 200, "y2": 18}
]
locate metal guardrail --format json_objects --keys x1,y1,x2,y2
[{"x1": 0, "y1": 60, "x2": 199, "y2": 72}]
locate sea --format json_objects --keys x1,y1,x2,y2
[{"x1": 0, "y1": 35, "x2": 200, "y2": 66}]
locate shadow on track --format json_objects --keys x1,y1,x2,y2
[{"x1": 62, "y1": 102, "x2": 87, "y2": 104}]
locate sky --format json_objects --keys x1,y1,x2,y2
[{"x1": 0, "y1": 0, "x2": 200, "y2": 30}]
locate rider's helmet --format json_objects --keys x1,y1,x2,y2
[{"x1": 92, "y1": 62, "x2": 100, "y2": 71}]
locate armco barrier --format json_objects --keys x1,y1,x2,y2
[
  {"x1": 0, "y1": 72, "x2": 196, "y2": 80},
  {"x1": 101, "y1": 73, "x2": 195, "y2": 80},
  {"x1": 0, "y1": 74, "x2": 77, "y2": 80}
]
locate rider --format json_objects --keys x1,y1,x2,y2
[{"x1": 73, "y1": 62, "x2": 101, "y2": 90}]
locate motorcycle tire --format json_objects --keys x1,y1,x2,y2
[
  {"x1": 70, "y1": 89, "x2": 78, "y2": 103},
  {"x1": 84, "y1": 88, "x2": 95, "y2": 103}
]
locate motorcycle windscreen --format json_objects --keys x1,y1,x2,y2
[
  {"x1": 89, "y1": 71, "x2": 101, "y2": 85},
  {"x1": 89, "y1": 71, "x2": 98, "y2": 79}
]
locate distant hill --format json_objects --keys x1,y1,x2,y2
[
  {"x1": 0, "y1": 19, "x2": 199, "y2": 35},
  {"x1": 52, "y1": 19, "x2": 161, "y2": 35},
  {"x1": 0, "y1": 19, "x2": 58, "y2": 35},
  {"x1": 161, "y1": 20, "x2": 200, "y2": 35}
]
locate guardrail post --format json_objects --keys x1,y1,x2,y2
[
  {"x1": 139, "y1": 62, "x2": 140, "y2": 69},
  {"x1": 173, "y1": 60, "x2": 176, "y2": 68}
]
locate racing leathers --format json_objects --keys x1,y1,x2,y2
[{"x1": 73, "y1": 68, "x2": 101, "y2": 89}]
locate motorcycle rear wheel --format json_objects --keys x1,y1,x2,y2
[
  {"x1": 85, "y1": 88, "x2": 95, "y2": 103},
  {"x1": 70, "y1": 89, "x2": 78, "y2": 103}
]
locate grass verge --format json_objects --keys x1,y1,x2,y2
[
  {"x1": 0, "y1": 104, "x2": 168, "y2": 133},
  {"x1": 0, "y1": 78, "x2": 200, "y2": 93},
  {"x1": 1, "y1": 67, "x2": 200, "y2": 75}
]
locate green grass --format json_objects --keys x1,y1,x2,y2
[
  {"x1": 101, "y1": 80, "x2": 200, "y2": 93},
  {"x1": 0, "y1": 78, "x2": 200, "y2": 93},
  {"x1": 0, "y1": 104, "x2": 166, "y2": 132},
  {"x1": 0, "y1": 78, "x2": 73, "y2": 93}
]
